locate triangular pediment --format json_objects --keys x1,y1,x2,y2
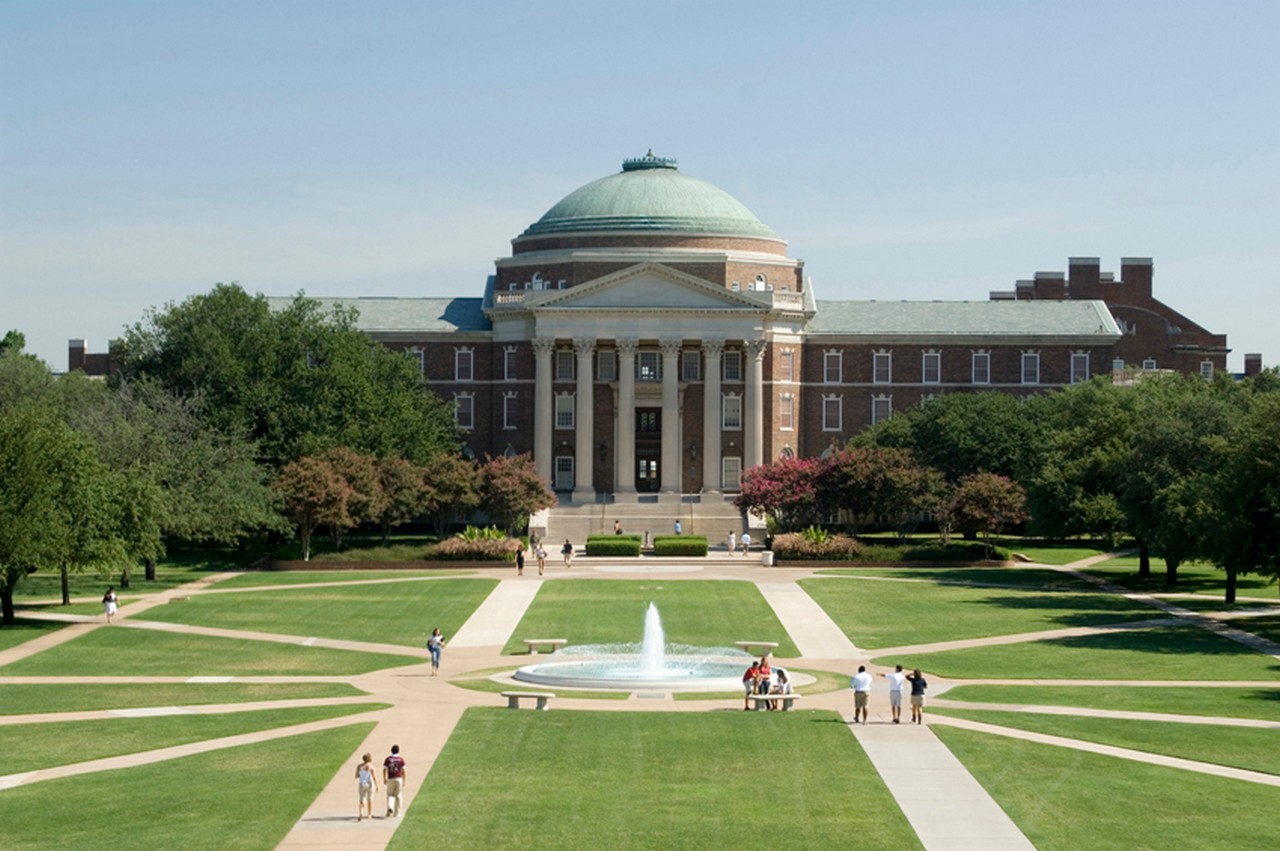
[{"x1": 527, "y1": 262, "x2": 767, "y2": 311}]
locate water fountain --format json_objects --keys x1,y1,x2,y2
[{"x1": 512, "y1": 602, "x2": 756, "y2": 691}]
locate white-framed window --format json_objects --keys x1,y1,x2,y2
[
  {"x1": 722, "y1": 393, "x2": 743, "y2": 430},
  {"x1": 779, "y1": 349, "x2": 794, "y2": 382},
  {"x1": 454, "y1": 393, "x2": 474, "y2": 430},
  {"x1": 503, "y1": 346, "x2": 518, "y2": 381},
  {"x1": 922, "y1": 351, "x2": 941, "y2": 384},
  {"x1": 556, "y1": 349, "x2": 574, "y2": 381},
  {"x1": 407, "y1": 347, "x2": 424, "y2": 376},
  {"x1": 873, "y1": 350, "x2": 892, "y2": 384},
  {"x1": 1070, "y1": 352, "x2": 1090, "y2": 384},
  {"x1": 1113, "y1": 358, "x2": 1126, "y2": 371},
  {"x1": 554, "y1": 393, "x2": 574, "y2": 429},
  {"x1": 637, "y1": 351, "x2": 661, "y2": 381},
  {"x1": 554, "y1": 456, "x2": 575, "y2": 491},
  {"x1": 822, "y1": 394, "x2": 842, "y2": 431},
  {"x1": 972, "y1": 351, "x2": 991, "y2": 385},
  {"x1": 731, "y1": 280, "x2": 741, "y2": 292},
  {"x1": 597, "y1": 349, "x2": 617, "y2": 382},
  {"x1": 503, "y1": 392, "x2": 518, "y2": 430},
  {"x1": 779, "y1": 394, "x2": 794, "y2": 430},
  {"x1": 1142, "y1": 358, "x2": 1157, "y2": 370},
  {"x1": 723, "y1": 350, "x2": 742, "y2": 381},
  {"x1": 1021, "y1": 351, "x2": 1040, "y2": 385},
  {"x1": 823, "y1": 350, "x2": 842, "y2": 383},
  {"x1": 681, "y1": 350, "x2": 700, "y2": 381},
  {"x1": 871, "y1": 395, "x2": 892, "y2": 424},
  {"x1": 1200, "y1": 360, "x2": 1214, "y2": 379},
  {"x1": 454, "y1": 347, "x2": 474, "y2": 382},
  {"x1": 721, "y1": 456, "x2": 743, "y2": 490}
]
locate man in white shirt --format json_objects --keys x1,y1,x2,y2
[
  {"x1": 850, "y1": 665, "x2": 873, "y2": 724},
  {"x1": 880, "y1": 664, "x2": 906, "y2": 724}
]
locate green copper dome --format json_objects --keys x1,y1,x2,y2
[{"x1": 520, "y1": 153, "x2": 778, "y2": 239}]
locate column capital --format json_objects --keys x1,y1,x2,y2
[
  {"x1": 659, "y1": 338, "x2": 684, "y2": 359},
  {"x1": 702, "y1": 338, "x2": 726, "y2": 358},
  {"x1": 615, "y1": 338, "x2": 639, "y2": 358},
  {"x1": 532, "y1": 337, "x2": 557, "y2": 356},
  {"x1": 573, "y1": 337, "x2": 597, "y2": 357},
  {"x1": 745, "y1": 339, "x2": 768, "y2": 361}
]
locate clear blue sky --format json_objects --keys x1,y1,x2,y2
[{"x1": 3, "y1": 1, "x2": 1277, "y2": 371}]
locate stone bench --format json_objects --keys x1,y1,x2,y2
[
  {"x1": 745, "y1": 692, "x2": 802, "y2": 711},
  {"x1": 501, "y1": 691, "x2": 556, "y2": 710},
  {"x1": 735, "y1": 641, "x2": 779, "y2": 656},
  {"x1": 522, "y1": 638, "x2": 567, "y2": 654}
]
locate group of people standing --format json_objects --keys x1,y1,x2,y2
[
  {"x1": 851, "y1": 664, "x2": 928, "y2": 725},
  {"x1": 741, "y1": 657, "x2": 792, "y2": 710},
  {"x1": 355, "y1": 744, "x2": 408, "y2": 821}
]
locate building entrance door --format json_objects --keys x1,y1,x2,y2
[{"x1": 636, "y1": 408, "x2": 661, "y2": 493}]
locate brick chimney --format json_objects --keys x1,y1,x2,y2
[
  {"x1": 68, "y1": 338, "x2": 86, "y2": 372},
  {"x1": 1120, "y1": 257, "x2": 1153, "y2": 299},
  {"x1": 1244, "y1": 353, "x2": 1262, "y2": 377}
]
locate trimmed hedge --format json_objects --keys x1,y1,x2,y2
[
  {"x1": 585, "y1": 537, "x2": 642, "y2": 557},
  {"x1": 651, "y1": 535, "x2": 708, "y2": 557},
  {"x1": 588, "y1": 534, "x2": 644, "y2": 543}
]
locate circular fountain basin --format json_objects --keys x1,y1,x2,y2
[{"x1": 513, "y1": 655, "x2": 749, "y2": 691}]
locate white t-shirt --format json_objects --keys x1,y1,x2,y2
[
  {"x1": 851, "y1": 671, "x2": 873, "y2": 693},
  {"x1": 884, "y1": 671, "x2": 906, "y2": 693}
]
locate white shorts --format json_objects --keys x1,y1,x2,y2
[{"x1": 889, "y1": 692, "x2": 902, "y2": 708}]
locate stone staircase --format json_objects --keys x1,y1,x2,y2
[{"x1": 531, "y1": 494, "x2": 761, "y2": 548}]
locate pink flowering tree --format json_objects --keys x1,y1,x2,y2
[
  {"x1": 735, "y1": 456, "x2": 826, "y2": 532},
  {"x1": 951, "y1": 472, "x2": 1028, "y2": 558},
  {"x1": 480, "y1": 453, "x2": 557, "y2": 535}
]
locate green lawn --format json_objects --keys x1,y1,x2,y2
[
  {"x1": 210, "y1": 569, "x2": 465, "y2": 589},
  {"x1": 136, "y1": 578, "x2": 498, "y2": 647},
  {"x1": 501, "y1": 580, "x2": 799, "y2": 656},
  {"x1": 0, "y1": 626, "x2": 415, "y2": 677},
  {"x1": 389, "y1": 708, "x2": 921, "y2": 850},
  {"x1": 0, "y1": 723, "x2": 373, "y2": 851},
  {"x1": 801, "y1": 576, "x2": 1157, "y2": 649},
  {"x1": 932, "y1": 709, "x2": 1280, "y2": 776},
  {"x1": 938, "y1": 684, "x2": 1280, "y2": 722},
  {"x1": 0, "y1": 619, "x2": 67, "y2": 651},
  {"x1": 814, "y1": 566, "x2": 1098, "y2": 590},
  {"x1": 1227, "y1": 614, "x2": 1280, "y2": 644},
  {"x1": 1003, "y1": 545, "x2": 1109, "y2": 565},
  {"x1": 887, "y1": 625, "x2": 1280, "y2": 681},
  {"x1": 3, "y1": 703, "x2": 385, "y2": 773},
  {"x1": 1087, "y1": 560, "x2": 1278, "y2": 599},
  {"x1": 0, "y1": 682, "x2": 366, "y2": 715},
  {"x1": 934, "y1": 726, "x2": 1279, "y2": 851}
]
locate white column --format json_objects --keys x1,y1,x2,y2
[
  {"x1": 532, "y1": 338, "x2": 556, "y2": 484},
  {"x1": 701, "y1": 339, "x2": 724, "y2": 492},
  {"x1": 744, "y1": 339, "x2": 766, "y2": 471},
  {"x1": 659, "y1": 338, "x2": 683, "y2": 493},
  {"x1": 615, "y1": 339, "x2": 638, "y2": 494},
  {"x1": 572, "y1": 337, "x2": 596, "y2": 502}
]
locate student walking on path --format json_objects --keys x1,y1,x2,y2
[
  {"x1": 851, "y1": 665, "x2": 873, "y2": 724},
  {"x1": 102, "y1": 587, "x2": 118, "y2": 623},
  {"x1": 906, "y1": 669, "x2": 928, "y2": 724},
  {"x1": 383, "y1": 745, "x2": 406, "y2": 817},
  {"x1": 427, "y1": 628, "x2": 445, "y2": 676},
  {"x1": 535, "y1": 542, "x2": 547, "y2": 575},
  {"x1": 562, "y1": 539, "x2": 574, "y2": 568},
  {"x1": 354, "y1": 753, "x2": 378, "y2": 821},
  {"x1": 881, "y1": 665, "x2": 906, "y2": 724}
]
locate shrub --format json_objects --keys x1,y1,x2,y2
[
  {"x1": 771, "y1": 532, "x2": 862, "y2": 561},
  {"x1": 585, "y1": 537, "x2": 642, "y2": 557},
  {"x1": 434, "y1": 536, "x2": 520, "y2": 561},
  {"x1": 901, "y1": 541, "x2": 1012, "y2": 562},
  {"x1": 651, "y1": 535, "x2": 707, "y2": 557},
  {"x1": 458, "y1": 525, "x2": 508, "y2": 542}
]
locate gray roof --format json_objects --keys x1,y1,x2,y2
[
  {"x1": 265, "y1": 296, "x2": 490, "y2": 334},
  {"x1": 809, "y1": 299, "x2": 1120, "y2": 338}
]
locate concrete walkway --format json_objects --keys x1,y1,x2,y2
[{"x1": 5, "y1": 552, "x2": 1279, "y2": 850}]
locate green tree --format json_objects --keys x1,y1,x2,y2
[
  {"x1": 317, "y1": 447, "x2": 381, "y2": 549},
  {"x1": 422, "y1": 454, "x2": 482, "y2": 533},
  {"x1": 375, "y1": 456, "x2": 433, "y2": 545},
  {"x1": 951, "y1": 472, "x2": 1028, "y2": 558},
  {"x1": 273, "y1": 455, "x2": 353, "y2": 562},
  {"x1": 820, "y1": 446, "x2": 934, "y2": 534},
  {"x1": 480, "y1": 454, "x2": 557, "y2": 534},
  {"x1": 116, "y1": 284, "x2": 458, "y2": 467}
]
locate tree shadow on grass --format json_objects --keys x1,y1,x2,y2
[
  {"x1": 967, "y1": 592, "x2": 1168, "y2": 629},
  {"x1": 1040, "y1": 626, "x2": 1269, "y2": 658}
]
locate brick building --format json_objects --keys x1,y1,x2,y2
[{"x1": 73, "y1": 153, "x2": 1232, "y2": 504}]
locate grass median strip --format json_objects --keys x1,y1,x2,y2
[
  {"x1": 0, "y1": 682, "x2": 366, "y2": 715},
  {"x1": 1, "y1": 703, "x2": 387, "y2": 774},
  {"x1": 211, "y1": 569, "x2": 468, "y2": 589},
  {"x1": 0, "y1": 723, "x2": 373, "y2": 851},
  {"x1": 934, "y1": 726, "x2": 1279, "y2": 851},
  {"x1": 389, "y1": 708, "x2": 921, "y2": 850},
  {"x1": 938, "y1": 684, "x2": 1280, "y2": 722}
]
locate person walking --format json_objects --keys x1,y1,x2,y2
[
  {"x1": 383, "y1": 744, "x2": 407, "y2": 817},
  {"x1": 674, "y1": 518, "x2": 682, "y2": 535},
  {"x1": 535, "y1": 542, "x2": 547, "y2": 575},
  {"x1": 850, "y1": 665, "x2": 873, "y2": 724},
  {"x1": 354, "y1": 753, "x2": 378, "y2": 821},
  {"x1": 740, "y1": 531, "x2": 751, "y2": 555},
  {"x1": 427, "y1": 627, "x2": 445, "y2": 676},
  {"x1": 515, "y1": 542, "x2": 525, "y2": 576},
  {"x1": 102, "y1": 587, "x2": 118, "y2": 623},
  {"x1": 880, "y1": 664, "x2": 906, "y2": 724},
  {"x1": 614, "y1": 519, "x2": 623, "y2": 535},
  {"x1": 727, "y1": 530, "x2": 736, "y2": 554},
  {"x1": 906, "y1": 669, "x2": 928, "y2": 724},
  {"x1": 561, "y1": 538, "x2": 574, "y2": 568}
]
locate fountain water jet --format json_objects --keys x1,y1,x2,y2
[{"x1": 511, "y1": 601, "x2": 752, "y2": 691}]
